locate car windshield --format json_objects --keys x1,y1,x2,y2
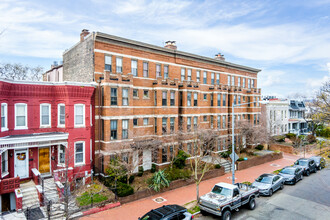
[
  {"x1": 256, "y1": 176, "x2": 272, "y2": 184},
  {"x1": 281, "y1": 169, "x2": 295, "y2": 175},
  {"x1": 296, "y1": 160, "x2": 308, "y2": 166},
  {"x1": 212, "y1": 185, "x2": 232, "y2": 197}
]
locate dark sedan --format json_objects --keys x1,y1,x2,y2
[
  {"x1": 278, "y1": 166, "x2": 303, "y2": 185},
  {"x1": 294, "y1": 158, "x2": 317, "y2": 176},
  {"x1": 310, "y1": 156, "x2": 326, "y2": 170}
]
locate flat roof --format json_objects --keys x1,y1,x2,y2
[
  {"x1": 0, "y1": 78, "x2": 96, "y2": 87},
  {"x1": 95, "y1": 32, "x2": 261, "y2": 74}
]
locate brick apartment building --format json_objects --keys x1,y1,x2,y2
[
  {"x1": 0, "y1": 78, "x2": 95, "y2": 212},
  {"x1": 62, "y1": 30, "x2": 261, "y2": 173}
]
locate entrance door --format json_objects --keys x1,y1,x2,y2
[
  {"x1": 15, "y1": 150, "x2": 29, "y2": 179},
  {"x1": 143, "y1": 149, "x2": 151, "y2": 170},
  {"x1": 39, "y1": 147, "x2": 50, "y2": 174}
]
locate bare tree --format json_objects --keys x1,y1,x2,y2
[
  {"x1": 0, "y1": 63, "x2": 43, "y2": 81},
  {"x1": 312, "y1": 80, "x2": 330, "y2": 123}
]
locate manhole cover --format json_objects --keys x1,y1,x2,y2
[
  {"x1": 270, "y1": 164, "x2": 280, "y2": 167},
  {"x1": 153, "y1": 197, "x2": 167, "y2": 203}
]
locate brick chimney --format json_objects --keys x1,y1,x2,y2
[
  {"x1": 80, "y1": 29, "x2": 90, "y2": 42},
  {"x1": 214, "y1": 53, "x2": 225, "y2": 61},
  {"x1": 164, "y1": 41, "x2": 177, "y2": 50}
]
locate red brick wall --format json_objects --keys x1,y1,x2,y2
[{"x1": 237, "y1": 152, "x2": 283, "y2": 170}]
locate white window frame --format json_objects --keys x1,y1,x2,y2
[
  {"x1": 74, "y1": 141, "x2": 85, "y2": 166},
  {"x1": 15, "y1": 103, "x2": 28, "y2": 130},
  {"x1": 143, "y1": 118, "x2": 149, "y2": 126},
  {"x1": 1, "y1": 103, "x2": 8, "y2": 131},
  {"x1": 131, "y1": 59, "x2": 138, "y2": 76},
  {"x1": 58, "y1": 104, "x2": 65, "y2": 127},
  {"x1": 116, "y1": 57, "x2": 123, "y2": 73},
  {"x1": 74, "y1": 104, "x2": 85, "y2": 127},
  {"x1": 1, "y1": 150, "x2": 9, "y2": 177},
  {"x1": 90, "y1": 104, "x2": 93, "y2": 126},
  {"x1": 40, "y1": 103, "x2": 51, "y2": 127},
  {"x1": 58, "y1": 144, "x2": 66, "y2": 166}
]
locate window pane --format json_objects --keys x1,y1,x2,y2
[
  {"x1": 17, "y1": 105, "x2": 25, "y2": 115},
  {"x1": 17, "y1": 116, "x2": 25, "y2": 126}
]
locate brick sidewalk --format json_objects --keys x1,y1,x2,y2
[{"x1": 81, "y1": 153, "x2": 303, "y2": 220}]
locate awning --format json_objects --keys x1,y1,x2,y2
[{"x1": 0, "y1": 132, "x2": 68, "y2": 153}]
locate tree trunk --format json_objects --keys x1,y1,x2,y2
[{"x1": 196, "y1": 183, "x2": 200, "y2": 203}]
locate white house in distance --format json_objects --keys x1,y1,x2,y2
[
  {"x1": 262, "y1": 97, "x2": 309, "y2": 136},
  {"x1": 262, "y1": 98, "x2": 289, "y2": 136},
  {"x1": 43, "y1": 61, "x2": 63, "y2": 82}
]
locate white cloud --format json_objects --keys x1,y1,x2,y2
[{"x1": 258, "y1": 69, "x2": 286, "y2": 87}]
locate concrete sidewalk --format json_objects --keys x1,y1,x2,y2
[{"x1": 81, "y1": 153, "x2": 303, "y2": 220}]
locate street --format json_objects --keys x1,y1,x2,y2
[{"x1": 196, "y1": 166, "x2": 330, "y2": 220}]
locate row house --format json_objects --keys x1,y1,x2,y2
[
  {"x1": 262, "y1": 98, "x2": 309, "y2": 136},
  {"x1": 62, "y1": 30, "x2": 262, "y2": 173},
  {"x1": 0, "y1": 78, "x2": 95, "y2": 212}
]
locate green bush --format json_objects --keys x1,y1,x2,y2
[
  {"x1": 273, "y1": 169, "x2": 282, "y2": 174},
  {"x1": 137, "y1": 166, "x2": 144, "y2": 177},
  {"x1": 148, "y1": 170, "x2": 170, "y2": 192},
  {"x1": 76, "y1": 192, "x2": 108, "y2": 207},
  {"x1": 118, "y1": 175, "x2": 135, "y2": 184},
  {"x1": 298, "y1": 135, "x2": 305, "y2": 140},
  {"x1": 274, "y1": 135, "x2": 285, "y2": 142},
  {"x1": 165, "y1": 168, "x2": 191, "y2": 181},
  {"x1": 316, "y1": 126, "x2": 330, "y2": 138},
  {"x1": 286, "y1": 133, "x2": 297, "y2": 139},
  {"x1": 237, "y1": 157, "x2": 244, "y2": 161},
  {"x1": 115, "y1": 182, "x2": 134, "y2": 197},
  {"x1": 306, "y1": 135, "x2": 316, "y2": 143},
  {"x1": 220, "y1": 149, "x2": 232, "y2": 158},
  {"x1": 173, "y1": 150, "x2": 189, "y2": 169},
  {"x1": 255, "y1": 145, "x2": 264, "y2": 151},
  {"x1": 151, "y1": 163, "x2": 157, "y2": 173},
  {"x1": 242, "y1": 181, "x2": 252, "y2": 186},
  {"x1": 214, "y1": 164, "x2": 221, "y2": 169}
]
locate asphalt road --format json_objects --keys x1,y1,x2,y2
[{"x1": 196, "y1": 166, "x2": 330, "y2": 220}]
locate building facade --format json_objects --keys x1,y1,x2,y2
[
  {"x1": 43, "y1": 62, "x2": 63, "y2": 82},
  {"x1": 0, "y1": 78, "x2": 95, "y2": 212},
  {"x1": 262, "y1": 99, "x2": 289, "y2": 136},
  {"x1": 289, "y1": 100, "x2": 308, "y2": 135},
  {"x1": 63, "y1": 30, "x2": 262, "y2": 173}
]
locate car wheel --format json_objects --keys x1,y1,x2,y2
[
  {"x1": 222, "y1": 210, "x2": 231, "y2": 220},
  {"x1": 315, "y1": 168, "x2": 317, "y2": 173},
  {"x1": 318, "y1": 166, "x2": 321, "y2": 170},
  {"x1": 300, "y1": 175, "x2": 303, "y2": 181},
  {"x1": 280, "y1": 183, "x2": 284, "y2": 190},
  {"x1": 306, "y1": 170, "x2": 310, "y2": 176},
  {"x1": 293, "y1": 178, "x2": 296, "y2": 185},
  {"x1": 269, "y1": 189, "x2": 273, "y2": 196},
  {"x1": 200, "y1": 210, "x2": 208, "y2": 216},
  {"x1": 248, "y1": 198, "x2": 256, "y2": 210}
]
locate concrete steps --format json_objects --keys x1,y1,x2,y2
[
  {"x1": 43, "y1": 178, "x2": 60, "y2": 203},
  {"x1": 220, "y1": 159, "x2": 232, "y2": 173},
  {"x1": 20, "y1": 181, "x2": 40, "y2": 209}
]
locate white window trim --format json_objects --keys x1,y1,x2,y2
[
  {"x1": 90, "y1": 104, "x2": 93, "y2": 126},
  {"x1": 57, "y1": 104, "x2": 65, "y2": 128},
  {"x1": 74, "y1": 141, "x2": 85, "y2": 166},
  {"x1": 74, "y1": 104, "x2": 85, "y2": 127},
  {"x1": 57, "y1": 144, "x2": 66, "y2": 166},
  {"x1": 1, "y1": 103, "x2": 8, "y2": 131},
  {"x1": 1, "y1": 150, "x2": 9, "y2": 178},
  {"x1": 40, "y1": 103, "x2": 51, "y2": 128},
  {"x1": 14, "y1": 103, "x2": 28, "y2": 130}
]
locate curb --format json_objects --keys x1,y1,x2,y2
[{"x1": 82, "y1": 202, "x2": 121, "y2": 216}]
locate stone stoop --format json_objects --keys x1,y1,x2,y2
[
  {"x1": 20, "y1": 181, "x2": 40, "y2": 209},
  {"x1": 43, "y1": 178, "x2": 60, "y2": 204},
  {"x1": 219, "y1": 159, "x2": 232, "y2": 173}
]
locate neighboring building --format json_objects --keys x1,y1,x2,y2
[
  {"x1": 62, "y1": 30, "x2": 262, "y2": 173},
  {"x1": 0, "y1": 78, "x2": 95, "y2": 212},
  {"x1": 289, "y1": 100, "x2": 308, "y2": 135},
  {"x1": 43, "y1": 62, "x2": 63, "y2": 82},
  {"x1": 262, "y1": 98, "x2": 289, "y2": 136}
]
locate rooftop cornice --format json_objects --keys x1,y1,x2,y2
[
  {"x1": 0, "y1": 78, "x2": 97, "y2": 87},
  {"x1": 95, "y1": 32, "x2": 261, "y2": 74}
]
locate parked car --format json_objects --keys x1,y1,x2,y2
[
  {"x1": 139, "y1": 204, "x2": 193, "y2": 220},
  {"x1": 310, "y1": 156, "x2": 326, "y2": 170},
  {"x1": 278, "y1": 166, "x2": 303, "y2": 185},
  {"x1": 294, "y1": 158, "x2": 317, "y2": 176},
  {"x1": 251, "y1": 174, "x2": 284, "y2": 196},
  {"x1": 199, "y1": 182, "x2": 259, "y2": 220}
]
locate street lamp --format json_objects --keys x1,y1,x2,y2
[{"x1": 231, "y1": 100, "x2": 268, "y2": 184}]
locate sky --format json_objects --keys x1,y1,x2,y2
[{"x1": 0, "y1": 0, "x2": 329, "y2": 98}]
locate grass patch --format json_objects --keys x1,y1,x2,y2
[
  {"x1": 76, "y1": 192, "x2": 108, "y2": 207},
  {"x1": 188, "y1": 205, "x2": 200, "y2": 214}
]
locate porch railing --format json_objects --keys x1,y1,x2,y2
[{"x1": 0, "y1": 176, "x2": 20, "y2": 194}]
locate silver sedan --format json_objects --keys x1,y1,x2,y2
[{"x1": 252, "y1": 173, "x2": 285, "y2": 196}]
